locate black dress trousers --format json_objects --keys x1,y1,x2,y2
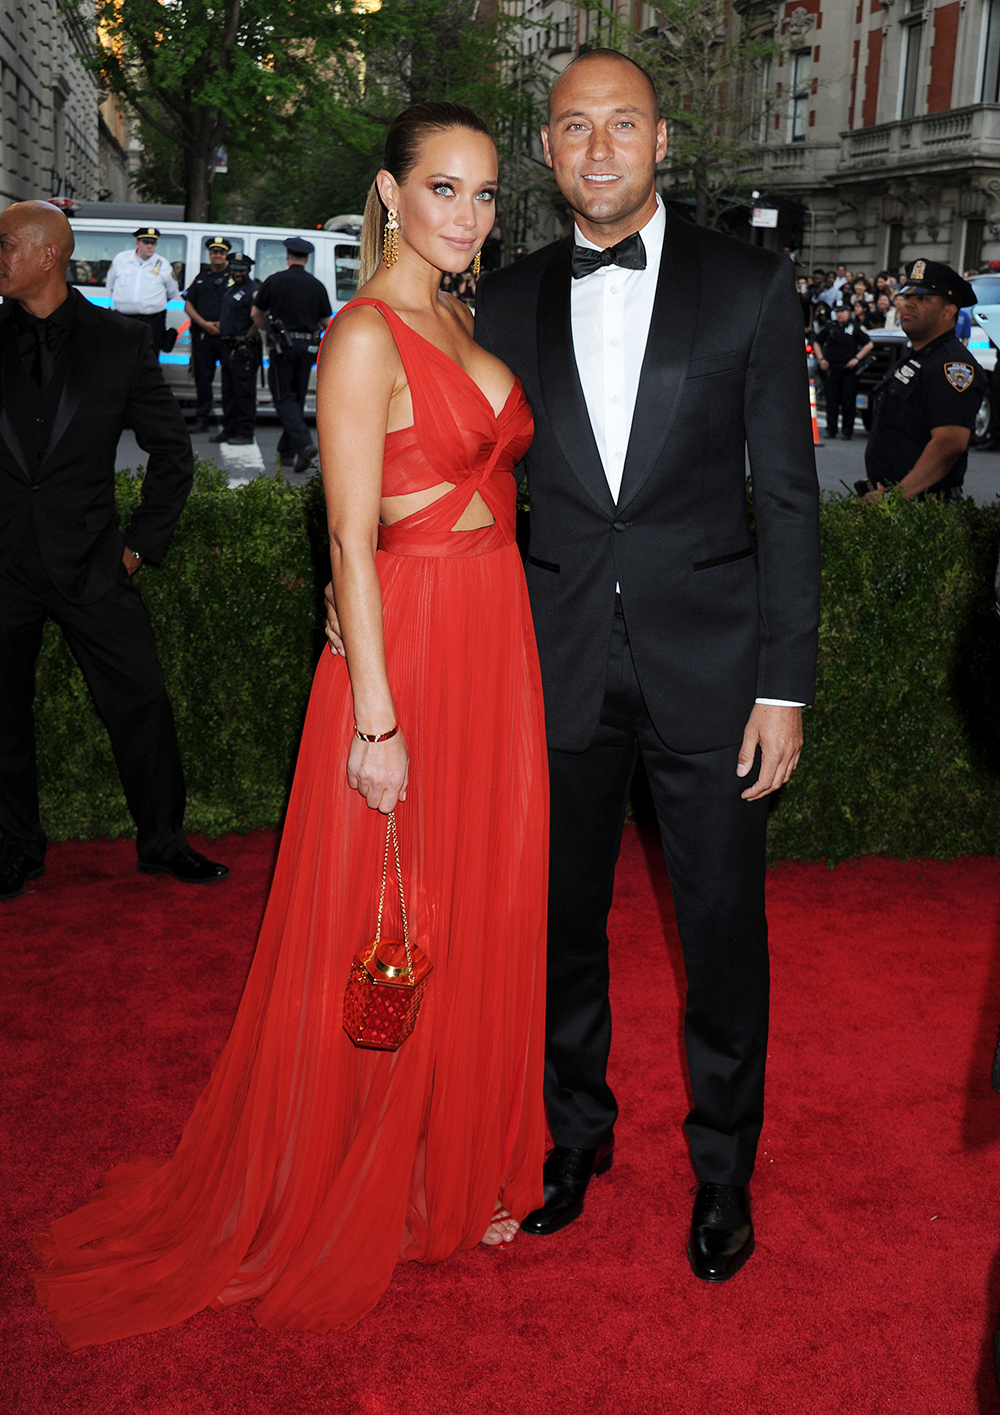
[
  {"x1": 823, "y1": 365, "x2": 859, "y2": 436},
  {"x1": 219, "y1": 345, "x2": 259, "y2": 440},
  {"x1": 267, "y1": 346, "x2": 313, "y2": 457},
  {"x1": 192, "y1": 330, "x2": 224, "y2": 422},
  {"x1": 0, "y1": 525, "x2": 187, "y2": 864},
  {"x1": 121, "y1": 311, "x2": 168, "y2": 355},
  {"x1": 545, "y1": 599, "x2": 770, "y2": 1186}
]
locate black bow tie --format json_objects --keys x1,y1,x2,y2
[{"x1": 571, "y1": 231, "x2": 647, "y2": 279}]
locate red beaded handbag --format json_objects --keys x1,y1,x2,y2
[{"x1": 342, "y1": 812, "x2": 433, "y2": 1051}]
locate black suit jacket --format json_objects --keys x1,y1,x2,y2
[
  {"x1": 0, "y1": 288, "x2": 194, "y2": 605},
  {"x1": 475, "y1": 212, "x2": 821, "y2": 754}
]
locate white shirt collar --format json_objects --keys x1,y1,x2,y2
[{"x1": 573, "y1": 193, "x2": 666, "y2": 266}]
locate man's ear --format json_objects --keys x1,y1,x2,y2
[
  {"x1": 655, "y1": 117, "x2": 668, "y2": 164},
  {"x1": 540, "y1": 126, "x2": 553, "y2": 170}
]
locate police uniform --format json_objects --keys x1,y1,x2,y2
[
  {"x1": 183, "y1": 236, "x2": 233, "y2": 428},
  {"x1": 106, "y1": 227, "x2": 180, "y2": 354},
  {"x1": 866, "y1": 261, "x2": 986, "y2": 496},
  {"x1": 817, "y1": 306, "x2": 870, "y2": 438},
  {"x1": 216, "y1": 256, "x2": 261, "y2": 442},
  {"x1": 252, "y1": 236, "x2": 332, "y2": 467}
]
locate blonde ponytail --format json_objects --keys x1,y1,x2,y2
[{"x1": 359, "y1": 181, "x2": 387, "y2": 288}]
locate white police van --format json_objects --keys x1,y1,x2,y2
[{"x1": 66, "y1": 202, "x2": 361, "y2": 410}]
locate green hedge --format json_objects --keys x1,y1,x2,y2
[
  {"x1": 33, "y1": 467, "x2": 1000, "y2": 858},
  {"x1": 768, "y1": 491, "x2": 1000, "y2": 858},
  {"x1": 36, "y1": 463, "x2": 328, "y2": 839}
]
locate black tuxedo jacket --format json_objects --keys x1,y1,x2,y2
[
  {"x1": 475, "y1": 212, "x2": 821, "y2": 754},
  {"x1": 0, "y1": 288, "x2": 194, "y2": 605}
]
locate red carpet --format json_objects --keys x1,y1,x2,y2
[{"x1": 3, "y1": 827, "x2": 999, "y2": 1414}]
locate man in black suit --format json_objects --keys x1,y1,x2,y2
[
  {"x1": 0, "y1": 201, "x2": 229, "y2": 900},
  {"x1": 474, "y1": 52, "x2": 820, "y2": 1280}
]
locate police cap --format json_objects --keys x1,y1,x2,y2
[
  {"x1": 229, "y1": 254, "x2": 254, "y2": 272},
  {"x1": 206, "y1": 235, "x2": 233, "y2": 252},
  {"x1": 899, "y1": 259, "x2": 976, "y2": 310},
  {"x1": 283, "y1": 236, "x2": 314, "y2": 257},
  {"x1": 133, "y1": 226, "x2": 160, "y2": 241}
]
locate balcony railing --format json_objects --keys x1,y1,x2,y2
[{"x1": 839, "y1": 104, "x2": 1000, "y2": 171}]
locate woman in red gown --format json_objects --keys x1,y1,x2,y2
[{"x1": 32, "y1": 102, "x2": 548, "y2": 1348}]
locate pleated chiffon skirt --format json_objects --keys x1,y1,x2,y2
[{"x1": 32, "y1": 537, "x2": 549, "y2": 1348}]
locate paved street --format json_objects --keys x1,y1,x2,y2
[
  {"x1": 811, "y1": 426, "x2": 1000, "y2": 504},
  {"x1": 116, "y1": 415, "x2": 1000, "y2": 505},
  {"x1": 115, "y1": 412, "x2": 320, "y2": 489}
]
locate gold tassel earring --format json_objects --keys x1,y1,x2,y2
[
  {"x1": 383, "y1": 209, "x2": 400, "y2": 268},
  {"x1": 472, "y1": 249, "x2": 481, "y2": 278}
]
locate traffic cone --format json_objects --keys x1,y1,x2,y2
[{"x1": 808, "y1": 378, "x2": 821, "y2": 446}]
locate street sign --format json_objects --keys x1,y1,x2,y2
[{"x1": 751, "y1": 207, "x2": 779, "y2": 228}]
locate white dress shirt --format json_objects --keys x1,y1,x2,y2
[
  {"x1": 570, "y1": 196, "x2": 802, "y2": 710},
  {"x1": 107, "y1": 248, "x2": 180, "y2": 315}
]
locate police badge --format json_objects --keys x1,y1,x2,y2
[
  {"x1": 944, "y1": 361, "x2": 974, "y2": 391},
  {"x1": 911, "y1": 259, "x2": 926, "y2": 280}
]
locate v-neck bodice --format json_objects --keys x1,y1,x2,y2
[{"x1": 339, "y1": 297, "x2": 533, "y2": 558}]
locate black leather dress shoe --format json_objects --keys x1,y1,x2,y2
[
  {"x1": 0, "y1": 853, "x2": 45, "y2": 902},
  {"x1": 208, "y1": 429, "x2": 229, "y2": 443},
  {"x1": 137, "y1": 847, "x2": 231, "y2": 884},
  {"x1": 688, "y1": 1183, "x2": 755, "y2": 1282},
  {"x1": 293, "y1": 443, "x2": 318, "y2": 474},
  {"x1": 190, "y1": 420, "x2": 212, "y2": 434},
  {"x1": 520, "y1": 1138, "x2": 614, "y2": 1236}
]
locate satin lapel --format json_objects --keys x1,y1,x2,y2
[
  {"x1": 536, "y1": 236, "x2": 616, "y2": 517},
  {"x1": 0, "y1": 313, "x2": 30, "y2": 480},
  {"x1": 616, "y1": 212, "x2": 701, "y2": 513},
  {"x1": 39, "y1": 293, "x2": 97, "y2": 470}
]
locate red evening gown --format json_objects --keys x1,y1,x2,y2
[{"x1": 32, "y1": 297, "x2": 548, "y2": 1349}]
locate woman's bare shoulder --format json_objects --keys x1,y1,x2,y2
[{"x1": 322, "y1": 302, "x2": 399, "y2": 361}]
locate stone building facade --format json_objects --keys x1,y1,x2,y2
[
  {"x1": 747, "y1": 0, "x2": 1000, "y2": 274},
  {"x1": 1, "y1": 0, "x2": 135, "y2": 209},
  {"x1": 514, "y1": 0, "x2": 1000, "y2": 274}
]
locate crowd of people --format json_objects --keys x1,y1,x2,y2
[
  {"x1": 794, "y1": 254, "x2": 989, "y2": 476},
  {"x1": 798, "y1": 259, "x2": 983, "y2": 341}
]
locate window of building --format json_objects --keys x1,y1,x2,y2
[
  {"x1": 886, "y1": 223, "x2": 904, "y2": 278},
  {"x1": 51, "y1": 90, "x2": 65, "y2": 195},
  {"x1": 900, "y1": 11, "x2": 924, "y2": 119},
  {"x1": 964, "y1": 217, "x2": 985, "y2": 274},
  {"x1": 255, "y1": 238, "x2": 315, "y2": 283},
  {"x1": 983, "y1": 0, "x2": 1000, "y2": 101},
  {"x1": 789, "y1": 48, "x2": 811, "y2": 142},
  {"x1": 758, "y1": 57, "x2": 773, "y2": 143}
]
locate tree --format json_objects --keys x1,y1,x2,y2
[
  {"x1": 577, "y1": 0, "x2": 779, "y2": 229},
  {"x1": 224, "y1": 0, "x2": 553, "y2": 259},
  {"x1": 72, "y1": 0, "x2": 359, "y2": 221}
]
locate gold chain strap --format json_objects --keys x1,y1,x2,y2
[{"x1": 373, "y1": 812, "x2": 412, "y2": 975}]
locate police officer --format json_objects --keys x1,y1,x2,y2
[
  {"x1": 212, "y1": 253, "x2": 260, "y2": 446},
  {"x1": 816, "y1": 301, "x2": 873, "y2": 439},
  {"x1": 863, "y1": 260, "x2": 986, "y2": 501},
  {"x1": 183, "y1": 236, "x2": 233, "y2": 433},
  {"x1": 106, "y1": 227, "x2": 180, "y2": 354},
  {"x1": 251, "y1": 236, "x2": 332, "y2": 473}
]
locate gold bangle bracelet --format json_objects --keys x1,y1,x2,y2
[{"x1": 354, "y1": 723, "x2": 398, "y2": 743}]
